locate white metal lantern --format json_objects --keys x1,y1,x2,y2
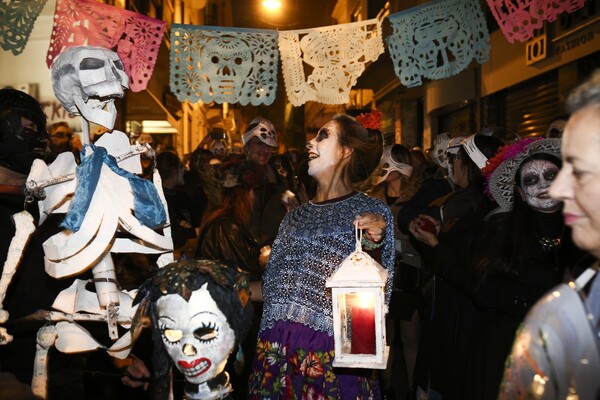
[{"x1": 326, "y1": 231, "x2": 389, "y2": 369}]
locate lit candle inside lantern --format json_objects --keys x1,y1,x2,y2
[{"x1": 350, "y1": 292, "x2": 375, "y2": 354}]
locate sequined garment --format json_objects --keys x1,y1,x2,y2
[{"x1": 260, "y1": 192, "x2": 395, "y2": 336}]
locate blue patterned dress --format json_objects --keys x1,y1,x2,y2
[{"x1": 248, "y1": 192, "x2": 395, "y2": 399}]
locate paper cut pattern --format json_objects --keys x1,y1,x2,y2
[
  {"x1": 486, "y1": 0, "x2": 586, "y2": 43},
  {"x1": 46, "y1": 0, "x2": 166, "y2": 92},
  {"x1": 278, "y1": 18, "x2": 384, "y2": 107},
  {"x1": 0, "y1": 0, "x2": 46, "y2": 55},
  {"x1": 386, "y1": 0, "x2": 490, "y2": 88},
  {"x1": 171, "y1": 24, "x2": 279, "y2": 106}
]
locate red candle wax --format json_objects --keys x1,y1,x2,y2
[{"x1": 350, "y1": 304, "x2": 375, "y2": 354}]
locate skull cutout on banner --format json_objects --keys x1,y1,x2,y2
[
  {"x1": 51, "y1": 46, "x2": 129, "y2": 130},
  {"x1": 200, "y1": 35, "x2": 252, "y2": 99}
]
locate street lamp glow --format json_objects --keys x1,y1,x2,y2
[{"x1": 262, "y1": 0, "x2": 282, "y2": 10}]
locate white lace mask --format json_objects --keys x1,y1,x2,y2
[{"x1": 432, "y1": 134, "x2": 451, "y2": 169}]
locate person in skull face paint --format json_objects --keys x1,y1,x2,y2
[
  {"x1": 464, "y1": 137, "x2": 584, "y2": 400},
  {"x1": 414, "y1": 137, "x2": 584, "y2": 399},
  {"x1": 247, "y1": 113, "x2": 394, "y2": 399}
]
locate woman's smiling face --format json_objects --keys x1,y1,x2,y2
[{"x1": 306, "y1": 120, "x2": 346, "y2": 180}]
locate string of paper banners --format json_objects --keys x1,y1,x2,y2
[
  {"x1": 0, "y1": 0, "x2": 588, "y2": 397},
  {"x1": 2, "y1": 0, "x2": 586, "y2": 106}
]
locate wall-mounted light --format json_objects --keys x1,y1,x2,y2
[{"x1": 262, "y1": 0, "x2": 282, "y2": 10}]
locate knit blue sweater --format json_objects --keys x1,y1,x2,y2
[{"x1": 260, "y1": 192, "x2": 395, "y2": 336}]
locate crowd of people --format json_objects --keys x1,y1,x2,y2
[{"x1": 1, "y1": 68, "x2": 600, "y2": 400}]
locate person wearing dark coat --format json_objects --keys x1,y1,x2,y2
[
  {"x1": 412, "y1": 137, "x2": 584, "y2": 399},
  {"x1": 0, "y1": 89, "x2": 87, "y2": 398},
  {"x1": 409, "y1": 134, "x2": 503, "y2": 399},
  {"x1": 195, "y1": 159, "x2": 268, "y2": 399},
  {"x1": 242, "y1": 117, "x2": 296, "y2": 247}
]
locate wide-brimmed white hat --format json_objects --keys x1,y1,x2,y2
[{"x1": 484, "y1": 137, "x2": 561, "y2": 211}]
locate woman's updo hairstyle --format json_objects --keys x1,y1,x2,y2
[{"x1": 332, "y1": 113, "x2": 383, "y2": 185}]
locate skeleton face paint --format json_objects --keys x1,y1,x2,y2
[
  {"x1": 156, "y1": 284, "x2": 236, "y2": 385},
  {"x1": 306, "y1": 120, "x2": 345, "y2": 179},
  {"x1": 519, "y1": 159, "x2": 561, "y2": 213},
  {"x1": 51, "y1": 46, "x2": 129, "y2": 130}
]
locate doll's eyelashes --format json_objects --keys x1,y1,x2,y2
[
  {"x1": 160, "y1": 324, "x2": 183, "y2": 344},
  {"x1": 194, "y1": 322, "x2": 219, "y2": 342}
]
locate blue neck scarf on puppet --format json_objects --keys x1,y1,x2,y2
[{"x1": 61, "y1": 144, "x2": 167, "y2": 232}]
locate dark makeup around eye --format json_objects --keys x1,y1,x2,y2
[
  {"x1": 316, "y1": 127, "x2": 329, "y2": 142},
  {"x1": 521, "y1": 167, "x2": 559, "y2": 187}
]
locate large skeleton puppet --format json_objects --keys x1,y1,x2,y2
[
  {"x1": 132, "y1": 259, "x2": 253, "y2": 400},
  {"x1": 0, "y1": 45, "x2": 173, "y2": 398}
]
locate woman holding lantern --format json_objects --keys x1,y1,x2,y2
[{"x1": 247, "y1": 112, "x2": 395, "y2": 399}]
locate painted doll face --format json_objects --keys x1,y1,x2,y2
[
  {"x1": 518, "y1": 159, "x2": 561, "y2": 213},
  {"x1": 156, "y1": 283, "x2": 236, "y2": 385}
]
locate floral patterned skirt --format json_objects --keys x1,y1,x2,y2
[{"x1": 248, "y1": 320, "x2": 381, "y2": 399}]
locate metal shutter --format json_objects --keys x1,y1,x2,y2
[{"x1": 505, "y1": 72, "x2": 561, "y2": 138}]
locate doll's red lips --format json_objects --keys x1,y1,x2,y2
[{"x1": 178, "y1": 357, "x2": 211, "y2": 377}]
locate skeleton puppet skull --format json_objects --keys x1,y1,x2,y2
[
  {"x1": 51, "y1": 46, "x2": 129, "y2": 130},
  {"x1": 157, "y1": 284, "x2": 236, "y2": 385}
]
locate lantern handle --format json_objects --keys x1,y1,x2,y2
[{"x1": 355, "y1": 223, "x2": 363, "y2": 252}]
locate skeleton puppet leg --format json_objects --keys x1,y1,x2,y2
[
  {"x1": 32, "y1": 324, "x2": 58, "y2": 399},
  {"x1": 0, "y1": 211, "x2": 36, "y2": 328}
]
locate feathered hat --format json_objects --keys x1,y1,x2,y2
[{"x1": 482, "y1": 137, "x2": 561, "y2": 211}]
